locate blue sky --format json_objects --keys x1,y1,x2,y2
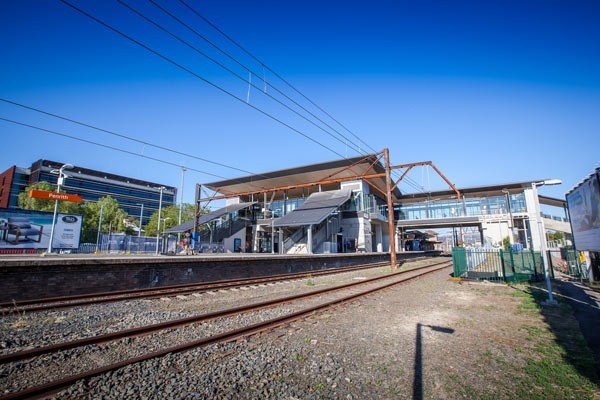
[{"x1": 1, "y1": 0, "x2": 598, "y2": 207}]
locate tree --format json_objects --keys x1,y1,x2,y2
[
  {"x1": 502, "y1": 236, "x2": 511, "y2": 251},
  {"x1": 18, "y1": 181, "x2": 82, "y2": 214},
  {"x1": 81, "y1": 196, "x2": 127, "y2": 234},
  {"x1": 144, "y1": 203, "x2": 200, "y2": 237},
  {"x1": 548, "y1": 231, "x2": 565, "y2": 242}
]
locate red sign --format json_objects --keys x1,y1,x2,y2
[{"x1": 29, "y1": 190, "x2": 83, "y2": 203}]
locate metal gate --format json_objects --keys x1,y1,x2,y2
[{"x1": 452, "y1": 247, "x2": 542, "y2": 283}]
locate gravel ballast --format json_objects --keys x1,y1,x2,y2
[{"x1": 2, "y1": 260, "x2": 597, "y2": 399}]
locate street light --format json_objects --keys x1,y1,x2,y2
[
  {"x1": 47, "y1": 163, "x2": 73, "y2": 253},
  {"x1": 161, "y1": 217, "x2": 171, "y2": 234},
  {"x1": 532, "y1": 179, "x2": 562, "y2": 305},
  {"x1": 161, "y1": 217, "x2": 171, "y2": 254},
  {"x1": 95, "y1": 203, "x2": 105, "y2": 253},
  {"x1": 155, "y1": 186, "x2": 166, "y2": 255}
]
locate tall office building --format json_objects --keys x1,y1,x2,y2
[{"x1": 0, "y1": 160, "x2": 177, "y2": 226}]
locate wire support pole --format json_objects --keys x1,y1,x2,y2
[{"x1": 384, "y1": 148, "x2": 397, "y2": 269}]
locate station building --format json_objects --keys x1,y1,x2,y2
[
  {"x1": 171, "y1": 153, "x2": 569, "y2": 254},
  {"x1": 0, "y1": 159, "x2": 177, "y2": 225}
]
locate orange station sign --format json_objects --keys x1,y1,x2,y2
[{"x1": 29, "y1": 190, "x2": 83, "y2": 203}]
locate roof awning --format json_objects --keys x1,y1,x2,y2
[
  {"x1": 273, "y1": 189, "x2": 351, "y2": 228},
  {"x1": 165, "y1": 202, "x2": 255, "y2": 233}
]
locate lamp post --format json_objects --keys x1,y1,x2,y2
[
  {"x1": 532, "y1": 179, "x2": 562, "y2": 305},
  {"x1": 161, "y1": 217, "x2": 170, "y2": 254},
  {"x1": 137, "y1": 203, "x2": 144, "y2": 238},
  {"x1": 47, "y1": 163, "x2": 73, "y2": 254},
  {"x1": 178, "y1": 165, "x2": 186, "y2": 243},
  {"x1": 95, "y1": 203, "x2": 105, "y2": 253},
  {"x1": 155, "y1": 186, "x2": 165, "y2": 255}
]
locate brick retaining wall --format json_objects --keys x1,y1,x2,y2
[{"x1": 0, "y1": 252, "x2": 438, "y2": 302}]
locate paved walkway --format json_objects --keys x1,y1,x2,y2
[{"x1": 554, "y1": 274, "x2": 600, "y2": 378}]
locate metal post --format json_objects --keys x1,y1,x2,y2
[
  {"x1": 193, "y1": 184, "x2": 201, "y2": 234},
  {"x1": 96, "y1": 203, "x2": 104, "y2": 253},
  {"x1": 532, "y1": 182, "x2": 557, "y2": 305},
  {"x1": 500, "y1": 249, "x2": 507, "y2": 282},
  {"x1": 178, "y1": 165, "x2": 186, "y2": 243},
  {"x1": 138, "y1": 203, "x2": 144, "y2": 238},
  {"x1": 155, "y1": 186, "x2": 165, "y2": 256},
  {"x1": 47, "y1": 163, "x2": 73, "y2": 254},
  {"x1": 384, "y1": 148, "x2": 397, "y2": 269},
  {"x1": 47, "y1": 196, "x2": 59, "y2": 254}
]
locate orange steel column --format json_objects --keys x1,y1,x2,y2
[{"x1": 384, "y1": 148, "x2": 397, "y2": 269}]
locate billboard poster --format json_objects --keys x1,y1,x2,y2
[
  {"x1": 52, "y1": 214, "x2": 83, "y2": 249},
  {"x1": 0, "y1": 209, "x2": 83, "y2": 253},
  {"x1": 566, "y1": 172, "x2": 600, "y2": 252}
]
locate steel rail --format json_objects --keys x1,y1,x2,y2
[
  {"x1": 0, "y1": 261, "x2": 450, "y2": 400},
  {"x1": 0, "y1": 260, "x2": 448, "y2": 364},
  {"x1": 0, "y1": 259, "x2": 418, "y2": 312}
]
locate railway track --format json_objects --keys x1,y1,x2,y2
[
  {"x1": 0, "y1": 259, "x2": 451, "y2": 400},
  {"x1": 0, "y1": 259, "x2": 430, "y2": 313}
]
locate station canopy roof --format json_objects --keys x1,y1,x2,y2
[
  {"x1": 165, "y1": 202, "x2": 255, "y2": 233},
  {"x1": 397, "y1": 180, "x2": 551, "y2": 204},
  {"x1": 202, "y1": 154, "x2": 401, "y2": 201},
  {"x1": 273, "y1": 189, "x2": 351, "y2": 227}
]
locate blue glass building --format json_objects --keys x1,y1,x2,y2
[{"x1": 0, "y1": 160, "x2": 176, "y2": 227}]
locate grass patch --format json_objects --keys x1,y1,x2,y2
[{"x1": 451, "y1": 284, "x2": 599, "y2": 399}]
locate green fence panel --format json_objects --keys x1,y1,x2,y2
[
  {"x1": 452, "y1": 247, "x2": 467, "y2": 278},
  {"x1": 453, "y1": 248, "x2": 542, "y2": 283}
]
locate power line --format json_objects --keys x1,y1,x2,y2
[
  {"x1": 57, "y1": 1, "x2": 425, "y2": 197},
  {"x1": 0, "y1": 116, "x2": 228, "y2": 179},
  {"x1": 59, "y1": 0, "x2": 346, "y2": 160},
  {"x1": 0, "y1": 98, "x2": 300, "y2": 193},
  {"x1": 178, "y1": 0, "x2": 379, "y2": 155},
  {"x1": 144, "y1": 0, "x2": 366, "y2": 156},
  {"x1": 0, "y1": 98, "x2": 254, "y2": 176},
  {"x1": 173, "y1": 0, "x2": 426, "y2": 195}
]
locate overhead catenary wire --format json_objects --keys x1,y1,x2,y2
[
  {"x1": 116, "y1": 0, "x2": 365, "y2": 156},
  {"x1": 0, "y1": 116, "x2": 228, "y2": 180},
  {"x1": 0, "y1": 98, "x2": 255, "y2": 176},
  {"x1": 57, "y1": 1, "x2": 427, "y2": 196},
  {"x1": 172, "y1": 0, "x2": 426, "y2": 194},
  {"x1": 59, "y1": 0, "x2": 347, "y2": 160},
  {"x1": 178, "y1": 0, "x2": 378, "y2": 155},
  {"x1": 0, "y1": 98, "x2": 299, "y2": 194},
  {"x1": 127, "y1": 0, "x2": 426, "y2": 195},
  {"x1": 145, "y1": 0, "x2": 365, "y2": 156}
]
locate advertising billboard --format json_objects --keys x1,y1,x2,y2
[
  {"x1": 0, "y1": 210, "x2": 83, "y2": 253},
  {"x1": 566, "y1": 170, "x2": 600, "y2": 252}
]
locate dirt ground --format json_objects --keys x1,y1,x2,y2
[{"x1": 244, "y1": 267, "x2": 600, "y2": 399}]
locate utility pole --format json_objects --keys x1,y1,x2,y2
[
  {"x1": 155, "y1": 186, "x2": 165, "y2": 255},
  {"x1": 178, "y1": 165, "x2": 186, "y2": 243},
  {"x1": 137, "y1": 203, "x2": 144, "y2": 238},
  {"x1": 384, "y1": 148, "x2": 397, "y2": 269}
]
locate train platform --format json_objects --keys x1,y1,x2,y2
[{"x1": 0, "y1": 251, "x2": 440, "y2": 302}]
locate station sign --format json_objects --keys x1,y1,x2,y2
[{"x1": 29, "y1": 189, "x2": 83, "y2": 203}]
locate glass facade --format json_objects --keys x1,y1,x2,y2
[
  {"x1": 257, "y1": 191, "x2": 388, "y2": 220},
  {"x1": 30, "y1": 163, "x2": 176, "y2": 225},
  {"x1": 8, "y1": 170, "x2": 29, "y2": 208},
  {"x1": 396, "y1": 193, "x2": 528, "y2": 220}
]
